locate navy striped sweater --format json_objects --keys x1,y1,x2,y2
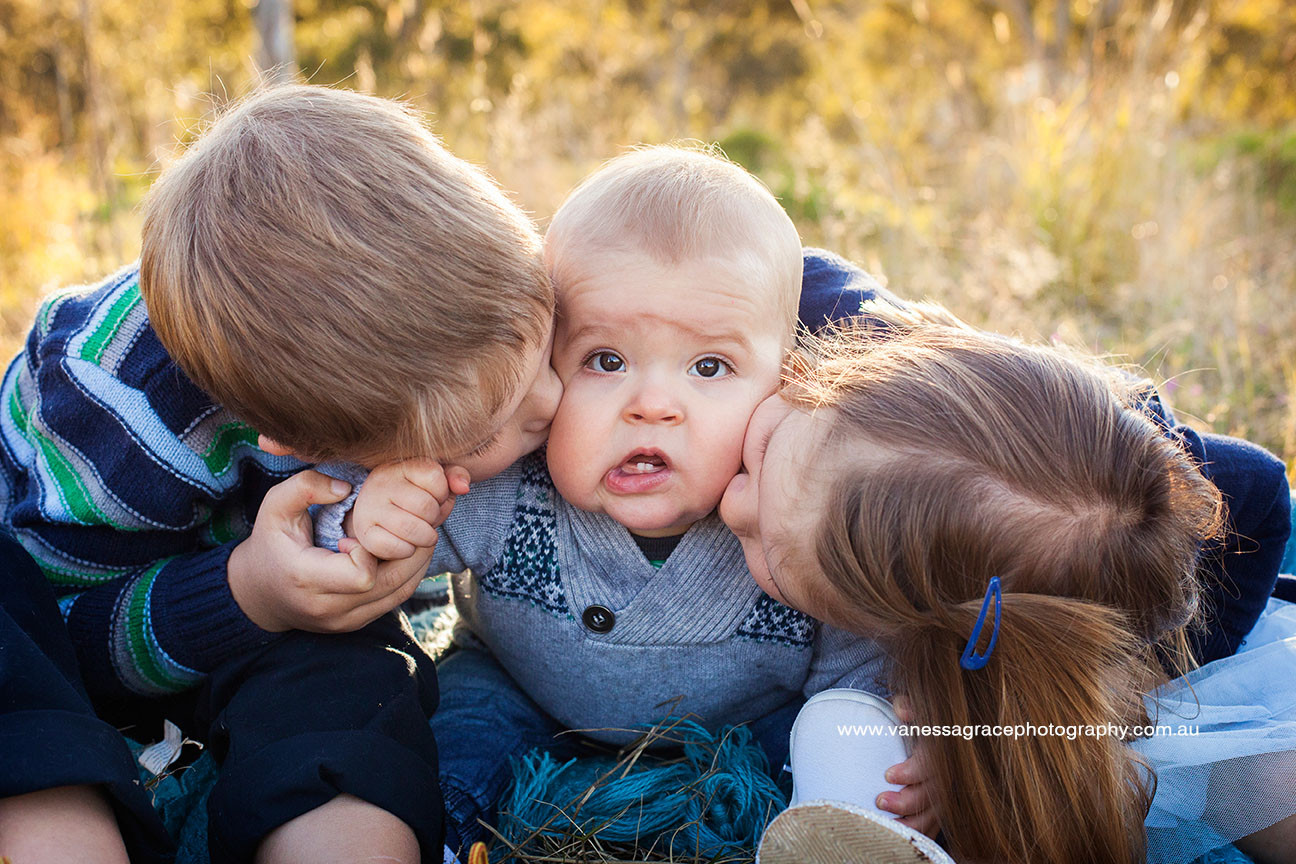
[{"x1": 0, "y1": 265, "x2": 302, "y2": 702}]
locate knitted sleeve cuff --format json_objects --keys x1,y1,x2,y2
[
  {"x1": 148, "y1": 542, "x2": 279, "y2": 675},
  {"x1": 311, "y1": 462, "x2": 368, "y2": 551}
]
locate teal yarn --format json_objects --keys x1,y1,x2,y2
[
  {"x1": 129, "y1": 742, "x2": 217, "y2": 864},
  {"x1": 497, "y1": 719, "x2": 786, "y2": 858},
  {"x1": 1191, "y1": 848, "x2": 1255, "y2": 864}
]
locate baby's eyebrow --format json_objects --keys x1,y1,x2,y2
[
  {"x1": 566, "y1": 318, "x2": 753, "y2": 353},
  {"x1": 689, "y1": 327, "x2": 753, "y2": 354}
]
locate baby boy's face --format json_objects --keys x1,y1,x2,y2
[{"x1": 547, "y1": 252, "x2": 788, "y2": 536}]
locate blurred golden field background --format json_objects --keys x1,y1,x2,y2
[{"x1": 1, "y1": 0, "x2": 1293, "y2": 472}]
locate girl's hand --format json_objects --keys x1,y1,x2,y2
[
  {"x1": 878, "y1": 754, "x2": 938, "y2": 836},
  {"x1": 876, "y1": 696, "x2": 941, "y2": 838}
]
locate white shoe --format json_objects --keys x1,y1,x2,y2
[
  {"x1": 788, "y1": 688, "x2": 909, "y2": 810},
  {"x1": 756, "y1": 689, "x2": 956, "y2": 863},
  {"x1": 758, "y1": 799, "x2": 955, "y2": 864}
]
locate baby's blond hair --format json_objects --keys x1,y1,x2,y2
[{"x1": 545, "y1": 144, "x2": 801, "y2": 338}]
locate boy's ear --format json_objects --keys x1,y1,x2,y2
[{"x1": 257, "y1": 435, "x2": 299, "y2": 459}]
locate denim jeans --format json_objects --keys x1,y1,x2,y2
[{"x1": 434, "y1": 645, "x2": 803, "y2": 855}]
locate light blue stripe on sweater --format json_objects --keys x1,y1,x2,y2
[
  {"x1": 0, "y1": 354, "x2": 37, "y2": 478},
  {"x1": 107, "y1": 567, "x2": 201, "y2": 696},
  {"x1": 8, "y1": 527, "x2": 124, "y2": 587},
  {"x1": 135, "y1": 566, "x2": 202, "y2": 688},
  {"x1": 63, "y1": 270, "x2": 137, "y2": 361},
  {"x1": 61, "y1": 357, "x2": 232, "y2": 500}
]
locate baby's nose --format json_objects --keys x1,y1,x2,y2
[{"x1": 623, "y1": 385, "x2": 683, "y2": 424}]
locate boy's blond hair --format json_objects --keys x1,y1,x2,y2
[
  {"x1": 141, "y1": 85, "x2": 552, "y2": 465},
  {"x1": 544, "y1": 144, "x2": 802, "y2": 337}
]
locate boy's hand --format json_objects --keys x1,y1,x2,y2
[
  {"x1": 228, "y1": 469, "x2": 435, "y2": 633},
  {"x1": 877, "y1": 696, "x2": 940, "y2": 837},
  {"x1": 350, "y1": 459, "x2": 470, "y2": 560}
]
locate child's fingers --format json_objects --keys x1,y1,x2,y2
[
  {"x1": 435, "y1": 495, "x2": 456, "y2": 528},
  {"x1": 355, "y1": 524, "x2": 418, "y2": 561},
  {"x1": 389, "y1": 507, "x2": 441, "y2": 548},
  {"x1": 876, "y1": 783, "x2": 926, "y2": 817},
  {"x1": 388, "y1": 484, "x2": 450, "y2": 525},
  {"x1": 372, "y1": 541, "x2": 436, "y2": 593},
  {"x1": 364, "y1": 502, "x2": 438, "y2": 549},
  {"x1": 337, "y1": 564, "x2": 428, "y2": 630},
  {"x1": 883, "y1": 754, "x2": 923, "y2": 786},
  {"x1": 446, "y1": 465, "x2": 471, "y2": 496},
  {"x1": 299, "y1": 547, "x2": 431, "y2": 632},
  {"x1": 260, "y1": 470, "x2": 351, "y2": 524},
  {"x1": 398, "y1": 458, "x2": 450, "y2": 500},
  {"x1": 287, "y1": 545, "x2": 380, "y2": 596}
]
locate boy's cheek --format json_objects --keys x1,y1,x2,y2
[{"x1": 450, "y1": 431, "x2": 528, "y2": 483}]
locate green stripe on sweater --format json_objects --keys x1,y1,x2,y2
[
  {"x1": 26, "y1": 543, "x2": 124, "y2": 588},
  {"x1": 203, "y1": 423, "x2": 259, "y2": 477},
  {"x1": 124, "y1": 561, "x2": 186, "y2": 692},
  {"x1": 80, "y1": 284, "x2": 140, "y2": 365},
  {"x1": 9, "y1": 388, "x2": 121, "y2": 529},
  {"x1": 206, "y1": 505, "x2": 242, "y2": 545}
]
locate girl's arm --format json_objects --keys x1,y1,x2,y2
[{"x1": 1179, "y1": 427, "x2": 1292, "y2": 663}]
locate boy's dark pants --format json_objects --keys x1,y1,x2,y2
[
  {"x1": 0, "y1": 532, "x2": 174, "y2": 864},
  {"x1": 198, "y1": 611, "x2": 445, "y2": 864}
]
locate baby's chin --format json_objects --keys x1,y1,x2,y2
[
  {"x1": 603, "y1": 498, "x2": 723, "y2": 537},
  {"x1": 551, "y1": 470, "x2": 728, "y2": 536}
]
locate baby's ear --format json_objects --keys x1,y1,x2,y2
[{"x1": 257, "y1": 435, "x2": 299, "y2": 459}]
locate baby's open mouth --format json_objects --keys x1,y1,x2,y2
[
  {"x1": 604, "y1": 449, "x2": 673, "y2": 494},
  {"x1": 620, "y1": 452, "x2": 667, "y2": 474}
]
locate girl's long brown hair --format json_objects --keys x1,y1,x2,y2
[{"x1": 789, "y1": 317, "x2": 1223, "y2": 864}]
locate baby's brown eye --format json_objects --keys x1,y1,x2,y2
[
  {"x1": 590, "y1": 352, "x2": 624, "y2": 372},
  {"x1": 690, "y1": 357, "x2": 731, "y2": 378}
]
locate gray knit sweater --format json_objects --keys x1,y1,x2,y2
[{"x1": 317, "y1": 452, "x2": 889, "y2": 744}]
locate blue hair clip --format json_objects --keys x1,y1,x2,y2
[{"x1": 959, "y1": 576, "x2": 1002, "y2": 671}]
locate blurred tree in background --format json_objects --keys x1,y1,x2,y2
[{"x1": 0, "y1": 0, "x2": 1293, "y2": 467}]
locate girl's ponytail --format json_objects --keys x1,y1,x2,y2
[{"x1": 890, "y1": 594, "x2": 1152, "y2": 864}]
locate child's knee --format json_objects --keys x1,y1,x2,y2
[{"x1": 254, "y1": 795, "x2": 419, "y2": 864}]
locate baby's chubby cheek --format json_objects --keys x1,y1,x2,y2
[{"x1": 544, "y1": 401, "x2": 592, "y2": 497}]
